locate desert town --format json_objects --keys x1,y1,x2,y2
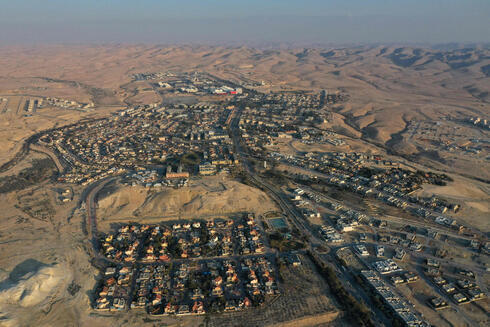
[
  {"x1": 0, "y1": 1, "x2": 489, "y2": 326},
  {"x1": 1, "y1": 71, "x2": 478, "y2": 327},
  {"x1": 0, "y1": 51, "x2": 488, "y2": 327}
]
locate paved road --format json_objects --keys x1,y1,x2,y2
[
  {"x1": 15, "y1": 96, "x2": 23, "y2": 115},
  {"x1": 228, "y1": 106, "x2": 390, "y2": 326},
  {"x1": 306, "y1": 184, "x2": 489, "y2": 295},
  {"x1": 296, "y1": 177, "x2": 479, "y2": 242},
  {"x1": 30, "y1": 143, "x2": 66, "y2": 173},
  {"x1": 303, "y1": 185, "x2": 485, "y2": 262},
  {"x1": 228, "y1": 105, "x2": 489, "y2": 326},
  {"x1": 85, "y1": 177, "x2": 116, "y2": 251},
  {"x1": 307, "y1": 184, "x2": 490, "y2": 296},
  {"x1": 308, "y1": 176, "x2": 490, "y2": 324},
  {"x1": 415, "y1": 265, "x2": 478, "y2": 326}
]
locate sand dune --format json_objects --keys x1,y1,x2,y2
[
  {"x1": 0, "y1": 262, "x2": 71, "y2": 327},
  {"x1": 0, "y1": 264, "x2": 68, "y2": 308}
]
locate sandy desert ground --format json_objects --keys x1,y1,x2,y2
[{"x1": 96, "y1": 175, "x2": 279, "y2": 229}]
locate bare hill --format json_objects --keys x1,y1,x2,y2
[{"x1": 97, "y1": 177, "x2": 278, "y2": 224}]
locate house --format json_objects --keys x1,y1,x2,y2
[
  {"x1": 112, "y1": 298, "x2": 126, "y2": 310},
  {"x1": 391, "y1": 276, "x2": 405, "y2": 285},
  {"x1": 433, "y1": 276, "x2": 446, "y2": 285},
  {"x1": 442, "y1": 283, "x2": 456, "y2": 293},
  {"x1": 95, "y1": 298, "x2": 110, "y2": 311},
  {"x1": 192, "y1": 288, "x2": 204, "y2": 300},
  {"x1": 467, "y1": 288, "x2": 485, "y2": 301},
  {"x1": 403, "y1": 272, "x2": 419, "y2": 283},
  {"x1": 288, "y1": 254, "x2": 302, "y2": 266},
  {"x1": 177, "y1": 305, "x2": 190, "y2": 315},
  {"x1": 456, "y1": 279, "x2": 475, "y2": 289},
  {"x1": 212, "y1": 286, "x2": 223, "y2": 297},
  {"x1": 192, "y1": 301, "x2": 205, "y2": 314},
  {"x1": 394, "y1": 248, "x2": 406, "y2": 260},
  {"x1": 225, "y1": 300, "x2": 238, "y2": 312},
  {"x1": 152, "y1": 294, "x2": 162, "y2": 306},
  {"x1": 164, "y1": 303, "x2": 176, "y2": 314},
  {"x1": 428, "y1": 297, "x2": 448, "y2": 310},
  {"x1": 355, "y1": 244, "x2": 369, "y2": 256},
  {"x1": 452, "y1": 293, "x2": 468, "y2": 303},
  {"x1": 242, "y1": 297, "x2": 251, "y2": 308}
]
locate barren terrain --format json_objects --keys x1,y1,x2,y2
[{"x1": 96, "y1": 175, "x2": 278, "y2": 229}]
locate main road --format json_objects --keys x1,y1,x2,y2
[
  {"x1": 280, "y1": 160, "x2": 483, "y2": 242},
  {"x1": 30, "y1": 143, "x2": 66, "y2": 173},
  {"x1": 228, "y1": 106, "x2": 390, "y2": 326},
  {"x1": 84, "y1": 176, "x2": 117, "y2": 251}
]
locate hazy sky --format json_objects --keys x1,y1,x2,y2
[{"x1": 0, "y1": 0, "x2": 489, "y2": 45}]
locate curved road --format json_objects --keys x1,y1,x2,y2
[
  {"x1": 228, "y1": 106, "x2": 390, "y2": 326},
  {"x1": 85, "y1": 177, "x2": 117, "y2": 251},
  {"x1": 30, "y1": 143, "x2": 66, "y2": 173}
]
